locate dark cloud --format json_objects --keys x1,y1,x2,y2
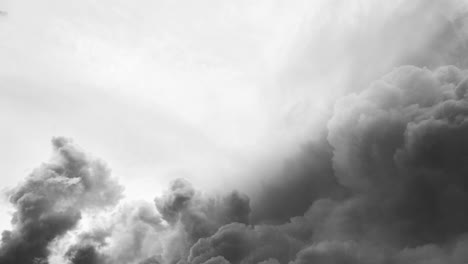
[
  {"x1": 292, "y1": 241, "x2": 377, "y2": 264},
  {"x1": 66, "y1": 244, "x2": 107, "y2": 264},
  {"x1": 0, "y1": 137, "x2": 123, "y2": 264},
  {"x1": 250, "y1": 135, "x2": 345, "y2": 224},
  {"x1": 188, "y1": 223, "x2": 302, "y2": 264},
  {"x1": 155, "y1": 179, "x2": 251, "y2": 264},
  {"x1": 327, "y1": 65, "x2": 468, "y2": 244}
]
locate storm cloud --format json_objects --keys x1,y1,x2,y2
[{"x1": 3, "y1": 1, "x2": 468, "y2": 264}]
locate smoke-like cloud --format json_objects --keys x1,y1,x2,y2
[
  {"x1": 60, "y1": 199, "x2": 164, "y2": 264},
  {"x1": 327, "y1": 65, "x2": 468, "y2": 245},
  {"x1": 51, "y1": 178, "x2": 250, "y2": 264},
  {"x1": 154, "y1": 179, "x2": 250, "y2": 264},
  {"x1": 0, "y1": 137, "x2": 123, "y2": 264}
]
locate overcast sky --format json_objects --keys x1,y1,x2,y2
[{"x1": 2, "y1": 1, "x2": 468, "y2": 263}]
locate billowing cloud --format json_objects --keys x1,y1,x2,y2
[
  {"x1": 63, "y1": 199, "x2": 164, "y2": 264},
  {"x1": 0, "y1": 137, "x2": 123, "y2": 264},
  {"x1": 328, "y1": 65, "x2": 468, "y2": 245},
  {"x1": 155, "y1": 179, "x2": 250, "y2": 264}
]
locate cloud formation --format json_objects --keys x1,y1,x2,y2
[
  {"x1": 154, "y1": 178, "x2": 250, "y2": 264},
  {"x1": 3, "y1": 1, "x2": 468, "y2": 264},
  {"x1": 4, "y1": 68, "x2": 468, "y2": 264},
  {"x1": 4, "y1": 65, "x2": 468, "y2": 264},
  {"x1": 327, "y1": 65, "x2": 468, "y2": 246},
  {"x1": 64, "y1": 200, "x2": 163, "y2": 264},
  {"x1": 0, "y1": 137, "x2": 123, "y2": 264}
]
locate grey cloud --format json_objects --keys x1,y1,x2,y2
[
  {"x1": 66, "y1": 200, "x2": 164, "y2": 264},
  {"x1": 66, "y1": 244, "x2": 108, "y2": 264},
  {"x1": 188, "y1": 222, "x2": 303, "y2": 264},
  {"x1": 328, "y1": 65, "x2": 468, "y2": 244},
  {"x1": 155, "y1": 179, "x2": 251, "y2": 264},
  {"x1": 250, "y1": 135, "x2": 344, "y2": 224},
  {"x1": 0, "y1": 137, "x2": 123, "y2": 264}
]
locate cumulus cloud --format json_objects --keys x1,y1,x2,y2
[
  {"x1": 0, "y1": 137, "x2": 123, "y2": 264},
  {"x1": 154, "y1": 179, "x2": 251, "y2": 264},
  {"x1": 328, "y1": 65, "x2": 468, "y2": 244},
  {"x1": 47, "y1": 177, "x2": 251, "y2": 264},
  {"x1": 188, "y1": 222, "x2": 303, "y2": 264}
]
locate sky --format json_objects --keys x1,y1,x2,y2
[{"x1": 3, "y1": 0, "x2": 468, "y2": 264}]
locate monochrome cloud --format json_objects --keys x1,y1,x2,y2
[
  {"x1": 0, "y1": 137, "x2": 123, "y2": 264},
  {"x1": 3, "y1": 1, "x2": 468, "y2": 264}
]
